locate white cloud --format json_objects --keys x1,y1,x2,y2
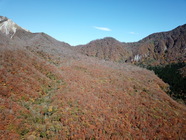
[
  {"x1": 93, "y1": 26, "x2": 111, "y2": 31},
  {"x1": 129, "y1": 32, "x2": 139, "y2": 35}
]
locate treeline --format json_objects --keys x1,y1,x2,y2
[{"x1": 147, "y1": 63, "x2": 186, "y2": 104}]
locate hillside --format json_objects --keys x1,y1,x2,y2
[
  {"x1": 76, "y1": 37, "x2": 132, "y2": 62},
  {"x1": 75, "y1": 24, "x2": 186, "y2": 103},
  {"x1": 131, "y1": 24, "x2": 186, "y2": 66},
  {"x1": 76, "y1": 24, "x2": 186, "y2": 65},
  {"x1": 0, "y1": 16, "x2": 186, "y2": 139}
]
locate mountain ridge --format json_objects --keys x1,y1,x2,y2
[
  {"x1": 75, "y1": 24, "x2": 186, "y2": 65},
  {"x1": 1, "y1": 15, "x2": 185, "y2": 65},
  {"x1": 76, "y1": 37, "x2": 132, "y2": 62}
]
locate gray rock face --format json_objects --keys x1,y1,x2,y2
[{"x1": 0, "y1": 16, "x2": 30, "y2": 38}]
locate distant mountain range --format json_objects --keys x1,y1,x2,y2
[
  {"x1": 1, "y1": 16, "x2": 185, "y2": 66},
  {"x1": 0, "y1": 16, "x2": 185, "y2": 139},
  {"x1": 76, "y1": 24, "x2": 186, "y2": 66}
]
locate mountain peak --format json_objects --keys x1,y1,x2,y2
[
  {"x1": 0, "y1": 16, "x2": 8, "y2": 23},
  {"x1": 0, "y1": 16, "x2": 30, "y2": 38}
]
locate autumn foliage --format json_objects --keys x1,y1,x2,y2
[{"x1": 0, "y1": 43, "x2": 185, "y2": 140}]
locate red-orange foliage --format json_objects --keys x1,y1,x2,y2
[{"x1": 0, "y1": 46, "x2": 185, "y2": 139}]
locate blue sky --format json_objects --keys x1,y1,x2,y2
[{"x1": 1, "y1": 0, "x2": 186, "y2": 46}]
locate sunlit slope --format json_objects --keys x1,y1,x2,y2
[{"x1": 0, "y1": 43, "x2": 185, "y2": 139}]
